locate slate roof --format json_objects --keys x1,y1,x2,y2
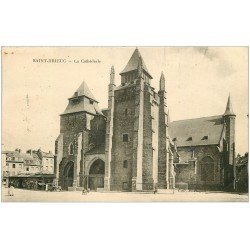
[
  {"x1": 70, "y1": 81, "x2": 97, "y2": 101},
  {"x1": 62, "y1": 81, "x2": 103, "y2": 116},
  {"x1": 5, "y1": 151, "x2": 42, "y2": 166},
  {"x1": 38, "y1": 150, "x2": 54, "y2": 158},
  {"x1": 224, "y1": 95, "x2": 235, "y2": 116},
  {"x1": 169, "y1": 115, "x2": 225, "y2": 147},
  {"x1": 62, "y1": 99, "x2": 103, "y2": 116},
  {"x1": 120, "y1": 48, "x2": 153, "y2": 78}
]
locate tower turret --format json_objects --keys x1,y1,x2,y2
[
  {"x1": 109, "y1": 48, "x2": 158, "y2": 191},
  {"x1": 223, "y1": 94, "x2": 236, "y2": 189},
  {"x1": 223, "y1": 94, "x2": 235, "y2": 116},
  {"x1": 158, "y1": 72, "x2": 170, "y2": 188},
  {"x1": 159, "y1": 71, "x2": 165, "y2": 91},
  {"x1": 120, "y1": 48, "x2": 152, "y2": 86},
  {"x1": 104, "y1": 66, "x2": 116, "y2": 190}
]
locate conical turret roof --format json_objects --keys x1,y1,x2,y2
[
  {"x1": 120, "y1": 48, "x2": 152, "y2": 78},
  {"x1": 223, "y1": 95, "x2": 236, "y2": 116},
  {"x1": 159, "y1": 72, "x2": 165, "y2": 90}
]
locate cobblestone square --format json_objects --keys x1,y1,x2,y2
[{"x1": 2, "y1": 187, "x2": 248, "y2": 202}]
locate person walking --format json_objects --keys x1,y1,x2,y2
[
  {"x1": 153, "y1": 183, "x2": 158, "y2": 194},
  {"x1": 8, "y1": 185, "x2": 14, "y2": 196}
]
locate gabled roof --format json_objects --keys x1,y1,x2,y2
[
  {"x1": 70, "y1": 81, "x2": 97, "y2": 101},
  {"x1": 120, "y1": 48, "x2": 152, "y2": 78},
  {"x1": 5, "y1": 151, "x2": 42, "y2": 166},
  {"x1": 36, "y1": 149, "x2": 54, "y2": 158},
  {"x1": 169, "y1": 115, "x2": 224, "y2": 147},
  {"x1": 40, "y1": 151, "x2": 54, "y2": 158}
]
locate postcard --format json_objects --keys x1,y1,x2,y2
[{"x1": 1, "y1": 46, "x2": 248, "y2": 202}]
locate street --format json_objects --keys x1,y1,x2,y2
[{"x1": 2, "y1": 187, "x2": 248, "y2": 202}]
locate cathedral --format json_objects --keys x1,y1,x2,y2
[{"x1": 54, "y1": 48, "x2": 236, "y2": 192}]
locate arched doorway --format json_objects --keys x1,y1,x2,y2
[
  {"x1": 62, "y1": 161, "x2": 74, "y2": 190},
  {"x1": 88, "y1": 159, "x2": 105, "y2": 191}
]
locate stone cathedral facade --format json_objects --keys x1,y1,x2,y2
[{"x1": 54, "y1": 48, "x2": 236, "y2": 192}]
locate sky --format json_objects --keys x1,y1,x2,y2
[{"x1": 2, "y1": 47, "x2": 248, "y2": 155}]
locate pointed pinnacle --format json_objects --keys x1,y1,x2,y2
[
  {"x1": 160, "y1": 71, "x2": 165, "y2": 81},
  {"x1": 159, "y1": 72, "x2": 165, "y2": 91},
  {"x1": 110, "y1": 65, "x2": 115, "y2": 85},
  {"x1": 224, "y1": 94, "x2": 235, "y2": 116}
]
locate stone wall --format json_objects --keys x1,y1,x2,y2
[
  {"x1": 142, "y1": 85, "x2": 158, "y2": 190},
  {"x1": 176, "y1": 145, "x2": 223, "y2": 190},
  {"x1": 110, "y1": 84, "x2": 136, "y2": 191}
]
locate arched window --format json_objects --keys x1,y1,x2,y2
[
  {"x1": 123, "y1": 160, "x2": 128, "y2": 168},
  {"x1": 200, "y1": 156, "x2": 215, "y2": 182},
  {"x1": 69, "y1": 143, "x2": 74, "y2": 155}
]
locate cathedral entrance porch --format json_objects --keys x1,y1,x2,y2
[
  {"x1": 87, "y1": 159, "x2": 105, "y2": 191},
  {"x1": 61, "y1": 161, "x2": 74, "y2": 191}
]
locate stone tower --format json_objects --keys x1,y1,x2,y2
[
  {"x1": 223, "y1": 95, "x2": 236, "y2": 188},
  {"x1": 158, "y1": 72, "x2": 171, "y2": 189},
  {"x1": 54, "y1": 81, "x2": 104, "y2": 190},
  {"x1": 107, "y1": 48, "x2": 159, "y2": 191}
]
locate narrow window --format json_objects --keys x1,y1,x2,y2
[
  {"x1": 123, "y1": 160, "x2": 128, "y2": 168},
  {"x1": 122, "y1": 76, "x2": 125, "y2": 86},
  {"x1": 69, "y1": 143, "x2": 74, "y2": 155},
  {"x1": 13, "y1": 164, "x2": 16, "y2": 169},
  {"x1": 123, "y1": 134, "x2": 129, "y2": 142},
  {"x1": 124, "y1": 108, "x2": 128, "y2": 116},
  {"x1": 55, "y1": 141, "x2": 58, "y2": 154}
]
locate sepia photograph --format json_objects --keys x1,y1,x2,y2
[
  {"x1": 1, "y1": 46, "x2": 249, "y2": 202},
  {"x1": 1, "y1": 2, "x2": 250, "y2": 250}
]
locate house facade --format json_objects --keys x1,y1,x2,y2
[{"x1": 1, "y1": 148, "x2": 54, "y2": 187}]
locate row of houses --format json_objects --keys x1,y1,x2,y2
[{"x1": 2, "y1": 148, "x2": 54, "y2": 187}]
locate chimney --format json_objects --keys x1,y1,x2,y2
[{"x1": 26, "y1": 149, "x2": 33, "y2": 156}]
